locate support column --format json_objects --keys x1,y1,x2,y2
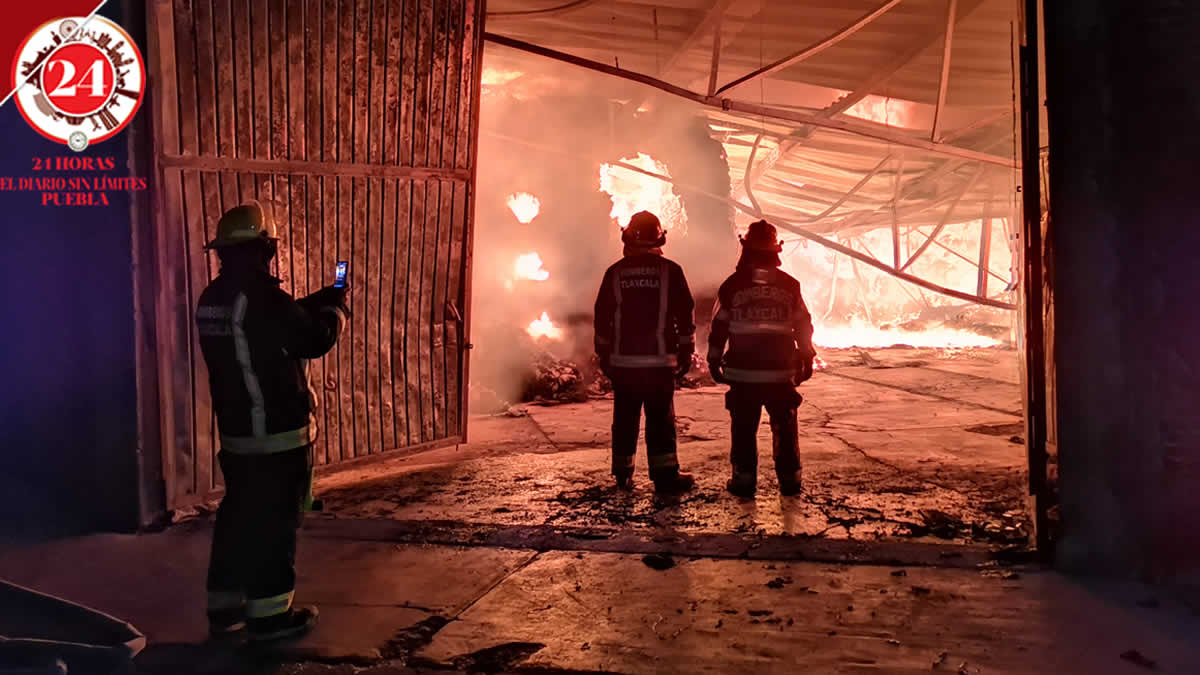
[{"x1": 1046, "y1": 0, "x2": 1200, "y2": 582}]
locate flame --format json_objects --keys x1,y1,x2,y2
[
  {"x1": 599, "y1": 153, "x2": 688, "y2": 235},
  {"x1": 841, "y1": 94, "x2": 917, "y2": 128},
  {"x1": 482, "y1": 67, "x2": 524, "y2": 87},
  {"x1": 813, "y1": 355, "x2": 829, "y2": 371},
  {"x1": 514, "y1": 252, "x2": 550, "y2": 281},
  {"x1": 507, "y1": 192, "x2": 541, "y2": 223},
  {"x1": 527, "y1": 311, "x2": 564, "y2": 341},
  {"x1": 777, "y1": 220, "x2": 1015, "y2": 349},
  {"x1": 813, "y1": 317, "x2": 1000, "y2": 349}
]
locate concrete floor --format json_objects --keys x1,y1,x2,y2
[
  {"x1": 316, "y1": 347, "x2": 1030, "y2": 550},
  {"x1": 2, "y1": 524, "x2": 1199, "y2": 674},
  {"x1": 3, "y1": 347, "x2": 1112, "y2": 674}
]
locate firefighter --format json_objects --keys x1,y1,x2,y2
[
  {"x1": 594, "y1": 211, "x2": 697, "y2": 494},
  {"x1": 195, "y1": 201, "x2": 348, "y2": 642},
  {"x1": 707, "y1": 220, "x2": 816, "y2": 498}
]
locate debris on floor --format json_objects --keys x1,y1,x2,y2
[
  {"x1": 1119, "y1": 649, "x2": 1158, "y2": 670},
  {"x1": 642, "y1": 553, "x2": 675, "y2": 571}
]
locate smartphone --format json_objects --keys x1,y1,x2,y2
[{"x1": 334, "y1": 261, "x2": 349, "y2": 288}]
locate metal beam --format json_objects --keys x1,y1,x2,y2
[
  {"x1": 813, "y1": 154, "x2": 892, "y2": 221},
  {"x1": 483, "y1": 32, "x2": 1017, "y2": 168},
  {"x1": 707, "y1": 18, "x2": 723, "y2": 96},
  {"x1": 892, "y1": 153, "x2": 905, "y2": 267},
  {"x1": 715, "y1": 0, "x2": 907, "y2": 96},
  {"x1": 931, "y1": 0, "x2": 959, "y2": 142},
  {"x1": 745, "y1": 133, "x2": 764, "y2": 215},
  {"x1": 659, "y1": 0, "x2": 738, "y2": 79},
  {"x1": 977, "y1": 198, "x2": 993, "y2": 296},
  {"x1": 732, "y1": 0, "x2": 989, "y2": 196},
  {"x1": 900, "y1": 167, "x2": 983, "y2": 271},
  {"x1": 940, "y1": 109, "x2": 1013, "y2": 143}
]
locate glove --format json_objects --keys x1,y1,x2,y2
[
  {"x1": 675, "y1": 349, "x2": 693, "y2": 378},
  {"x1": 793, "y1": 355, "x2": 815, "y2": 385},
  {"x1": 306, "y1": 285, "x2": 350, "y2": 316},
  {"x1": 597, "y1": 353, "x2": 614, "y2": 380},
  {"x1": 708, "y1": 360, "x2": 728, "y2": 384}
]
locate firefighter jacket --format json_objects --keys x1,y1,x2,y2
[
  {"x1": 594, "y1": 252, "x2": 696, "y2": 369},
  {"x1": 196, "y1": 270, "x2": 345, "y2": 454},
  {"x1": 708, "y1": 265, "x2": 816, "y2": 384}
]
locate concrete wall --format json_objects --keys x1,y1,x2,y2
[
  {"x1": 1045, "y1": 1, "x2": 1200, "y2": 583},
  {"x1": 0, "y1": 2, "x2": 146, "y2": 536}
]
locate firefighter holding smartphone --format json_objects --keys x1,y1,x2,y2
[{"x1": 195, "y1": 201, "x2": 349, "y2": 642}]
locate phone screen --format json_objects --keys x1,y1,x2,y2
[{"x1": 334, "y1": 261, "x2": 349, "y2": 288}]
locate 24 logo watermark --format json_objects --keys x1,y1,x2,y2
[{"x1": 10, "y1": 15, "x2": 145, "y2": 151}]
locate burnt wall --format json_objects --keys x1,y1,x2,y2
[
  {"x1": 0, "y1": 2, "x2": 145, "y2": 536},
  {"x1": 1045, "y1": 1, "x2": 1200, "y2": 583}
]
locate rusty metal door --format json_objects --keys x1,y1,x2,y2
[{"x1": 142, "y1": 0, "x2": 483, "y2": 509}]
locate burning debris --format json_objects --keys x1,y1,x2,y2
[
  {"x1": 520, "y1": 352, "x2": 588, "y2": 404},
  {"x1": 526, "y1": 311, "x2": 564, "y2": 341},
  {"x1": 599, "y1": 153, "x2": 688, "y2": 234},
  {"x1": 514, "y1": 252, "x2": 550, "y2": 282},
  {"x1": 506, "y1": 191, "x2": 541, "y2": 223}
]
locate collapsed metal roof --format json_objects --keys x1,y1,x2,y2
[{"x1": 482, "y1": 0, "x2": 1026, "y2": 308}]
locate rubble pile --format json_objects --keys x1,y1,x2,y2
[{"x1": 519, "y1": 352, "x2": 589, "y2": 403}]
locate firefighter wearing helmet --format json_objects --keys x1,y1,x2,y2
[
  {"x1": 195, "y1": 201, "x2": 349, "y2": 642},
  {"x1": 708, "y1": 220, "x2": 817, "y2": 498},
  {"x1": 593, "y1": 211, "x2": 697, "y2": 494}
]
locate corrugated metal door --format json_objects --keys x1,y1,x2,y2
[{"x1": 143, "y1": 0, "x2": 482, "y2": 508}]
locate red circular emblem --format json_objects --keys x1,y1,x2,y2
[{"x1": 11, "y1": 16, "x2": 145, "y2": 149}]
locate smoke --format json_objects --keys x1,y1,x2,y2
[
  {"x1": 471, "y1": 51, "x2": 739, "y2": 404},
  {"x1": 470, "y1": 48, "x2": 1020, "y2": 405}
]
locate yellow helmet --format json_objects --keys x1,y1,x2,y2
[{"x1": 204, "y1": 201, "x2": 278, "y2": 249}]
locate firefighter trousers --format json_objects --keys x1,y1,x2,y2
[
  {"x1": 725, "y1": 384, "x2": 803, "y2": 487},
  {"x1": 206, "y1": 444, "x2": 311, "y2": 622},
  {"x1": 610, "y1": 367, "x2": 680, "y2": 482}
]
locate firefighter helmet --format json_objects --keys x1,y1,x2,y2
[
  {"x1": 205, "y1": 201, "x2": 279, "y2": 249},
  {"x1": 739, "y1": 219, "x2": 783, "y2": 252},
  {"x1": 621, "y1": 211, "x2": 667, "y2": 247}
]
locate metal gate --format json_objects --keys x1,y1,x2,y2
[{"x1": 143, "y1": 0, "x2": 483, "y2": 508}]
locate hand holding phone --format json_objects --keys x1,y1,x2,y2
[{"x1": 334, "y1": 261, "x2": 349, "y2": 288}]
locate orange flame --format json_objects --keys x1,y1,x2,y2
[
  {"x1": 778, "y1": 221, "x2": 1014, "y2": 349},
  {"x1": 599, "y1": 153, "x2": 687, "y2": 234},
  {"x1": 514, "y1": 252, "x2": 550, "y2": 282},
  {"x1": 507, "y1": 192, "x2": 541, "y2": 223},
  {"x1": 527, "y1": 311, "x2": 563, "y2": 341}
]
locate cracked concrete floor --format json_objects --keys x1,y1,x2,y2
[{"x1": 316, "y1": 347, "x2": 1029, "y2": 549}]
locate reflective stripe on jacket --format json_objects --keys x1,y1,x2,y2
[
  {"x1": 708, "y1": 265, "x2": 815, "y2": 384},
  {"x1": 594, "y1": 252, "x2": 696, "y2": 368}
]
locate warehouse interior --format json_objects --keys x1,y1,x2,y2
[{"x1": 301, "y1": 0, "x2": 1040, "y2": 555}]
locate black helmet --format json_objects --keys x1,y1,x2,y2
[
  {"x1": 739, "y1": 219, "x2": 783, "y2": 252},
  {"x1": 621, "y1": 211, "x2": 667, "y2": 247}
]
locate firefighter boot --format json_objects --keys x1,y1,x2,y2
[
  {"x1": 207, "y1": 608, "x2": 247, "y2": 639},
  {"x1": 248, "y1": 605, "x2": 319, "y2": 643},
  {"x1": 726, "y1": 477, "x2": 757, "y2": 499},
  {"x1": 654, "y1": 472, "x2": 696, "y2": 495}
]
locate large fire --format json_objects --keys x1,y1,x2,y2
[
  {"x1": 527, "y1": 311, "x2": 564, "y2": 341},
  {"x1": 507, "y1": 192, "x2": 541, "y2": 223},
  {"x1": 776, "y1": 220, "x2": 1014, "y2": 349},
  {"x1": 599, "y1": 153, "x2": 688, "y2": 234},
  {"x1": 514, "y1": 252, "x2": 550, "y2": 282},
  {"x1": 814, "y1": 318, "x2": 1000, "y2": 349}
]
